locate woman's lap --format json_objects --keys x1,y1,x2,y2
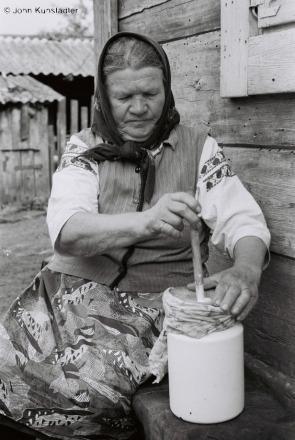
[{"x1": 0, "y1": 268, "x2": 163, "y2": 439}]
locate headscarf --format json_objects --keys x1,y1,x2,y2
[{"x1": 83, "y1": 31, "x2": 180, "y2": 205}]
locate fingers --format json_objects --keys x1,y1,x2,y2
[
  {"x1": 163, "y1": 193, "x2": 202, "y2": 229},
  {"x1": 168, "y1": 200, "x2": 201, "y2": 230},
  {"x1": 149, "y1": 192, "x2": 202, "y2": 238},
  {"x1": 208, "y1": 268, "x2": 259, "y2": 319},
  {"x1": 187, "y1": 282, "x2": 195, "y2": 291},
  {"x1": 217, "y1": 284, "x2": 244, "y2": 313},
  {"x1": 236, "y1": 292, "x2": 258, "y2": 321},
  {"x1": 230, "y1": 288, "x2": 251, "y2": 315},
  {"x1": 214, "y1": 284, "x2": 257, "y2": 319},
  {"x1": 159, "y1": 220, "x2": 183, "y2": 238},
  {"x1": 189, "y1": 267, "x2": 259, "y2": 320},
  {"x1": 169, "y1": 191, "x2": 201, "y2": 211},
  {"x1": 203, "y1": 276, "x2": 218, "y2": 290}
]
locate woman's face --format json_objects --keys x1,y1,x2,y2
[{"x1": 106, "y1": 67, "x2": 165, "y2": 142}]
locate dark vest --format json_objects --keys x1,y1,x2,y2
[{"x1": 48, "y1": 124, "x2": 209, "y2": 292}]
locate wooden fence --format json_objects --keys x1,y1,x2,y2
[{"x1": 69, "y1": 97, "x2": 94, "y2": 140}]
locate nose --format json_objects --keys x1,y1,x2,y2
[{"x1": 130, "y1": 96, "x2": 147, "y2": 115}]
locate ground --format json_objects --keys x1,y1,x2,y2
[{"x1": 0, "y1": 205, "x2": 52, "y2": 318}]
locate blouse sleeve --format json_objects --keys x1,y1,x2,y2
[
  {"x1": 46, "y1": 134, "x2": 100, "y2": 250},
  {"x1": 197, "y1": 136, "x2": 271, "y2": 261}
]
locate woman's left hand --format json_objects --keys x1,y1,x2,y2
[
  {"x1": 188, "y1": 264, "x2": 261, "y2": 321},
  {"x1": 188, "y1": 236, "x2": 267, "y2": 321}
]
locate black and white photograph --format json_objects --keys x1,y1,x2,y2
[{"x1": 0, "y1": 1, "x2": 294, "y2": 439}]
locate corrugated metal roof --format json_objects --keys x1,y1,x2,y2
[
  {"x1": 0, "y1": 74, "x2": 65, "y2": 104},
  {"x1": 0, "y1": 36, "x2": 95, "y2": 77}
]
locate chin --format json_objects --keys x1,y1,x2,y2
[
  {"x1": 122, "y1": 133, "x2": 151, "y2": 142},
  {"x1": 120, "y1": 123, "x2": 156, "y2": 142}
]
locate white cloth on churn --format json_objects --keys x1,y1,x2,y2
[{"x1": 149, "y1": 288, "x2": 236, "y2": 383}]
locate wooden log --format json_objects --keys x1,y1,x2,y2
[
  {"x1": 207, "y1": 248, "x2": 295, "y2": 319},
  {"x1": 163, "y1": 32, "x2": 220, "y2": 134},
  {"x1": 206, "y1": 246, "x2": 295, "y2": 379},
  {"x1": 248, "y1": 28, "x2": 295, "y2": 95},
  {"x1": 244, "y1": 253, "x2": 295, "y2": 378},
  {"x1": 244, "y1": 352, "x2": 295, "y2": 412},
  {"x1": 93, "y1": 0, "x2": 118, "y2": 82},
  {"x1": 244, "y1": 317, "x2": 295, "y2": 378},
  {"x1": 57, "y1": 98, "x2": 66, "y2": 161},
  {"x1": 81, "y1": 106, "x2": 89, "y2": 129},
  {"x1": 209, "y1": 91, "x2": 295, "y2": 147},
  {"x1": 119, "y1": 0, "x2": 169, "y2": 19},
  {"x1": 222, "y1": 146, "x2": 295, "y2": 259},
  {"x1": 162, "y1": 31, "x2": 295, "y2": 146},
  {"x1": 119, "y1": 0, "x2": 220, "y2": 42},
  {"x1": 70, "y1": 100, "x2": 79, "y2": 135}
]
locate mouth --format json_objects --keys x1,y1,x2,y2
[{"x1": 126, "y1": 119, "x2": 153, "y2": 126}]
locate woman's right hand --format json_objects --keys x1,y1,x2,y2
[
  {"x1": 142, "y1": 192, "x2": 202, "y2": 239},
  {"x1": 58, "y1": 192, "x2": 202, "y2": 257}
]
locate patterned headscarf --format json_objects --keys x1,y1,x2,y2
[{"x1": 83, "y1": 31, "x2": 180, "y2": 205}]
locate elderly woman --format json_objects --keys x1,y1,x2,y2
[{"x1": 0, "y1": 32, "x2": 270, "y2": 439}]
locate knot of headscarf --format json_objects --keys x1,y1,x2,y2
[
  {"x1": 83, "y1": 140, "x2": 142, "y2": 162},
  {"x1": 82, "y1": 31, "x2": 180, "y2": 205}
]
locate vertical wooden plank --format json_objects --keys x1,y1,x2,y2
[
  {"x1": 93, "y1": 0, "x2": 118, "y2": 85},
  {"x1": 220, "y1": 0, "x2": 256, "y2": 97},
  {"x1": 81, "y1": 106, "x2": 89, "y2": 129},
  {"x1": 0, "y1": 151, "x2": 22, "y2": 204},
  {"x1": 48, "y1": 125, "x2": 55, "y2": 188},
  {"x1": 19, "y1": 150, "x2": 36, "y2": 202},
  {"x1": 70, "y1": 99, "x2": 79, "y2": 135},
  {"x1": 21, "y1": 104, "x2": 30, "y2": 141},
  {"x1": 0, "y1": 151, "x2": 2, "y2": 204},
  {"x1": 36, "y1": 106, "x2": 50, "y2": 198},
  {"x1": 57, "y1": 98, "x2": 66, "y2": 161},
  {"x1": 11, "y1": 106, "x2": 21, "y2": 150},
  {"x1": 29, "y1": 105, "x2": 40, "y2": 150},
  {"x1": 0, "y1": 106, "x2": 13, "y2": 151},
  {"x1": 90, "y1": 95, "x2": 94, "y2": 125},
  {"x1": 33, "y1": 151, "x2": 46, "y2": 200}
]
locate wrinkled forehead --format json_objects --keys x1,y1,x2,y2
[
  {"x1": 106, "y1": 67, "x2": 163, "y2": 86},
  {"x1": 106, "y1": 67, "x2": 165, "y2": 91}
]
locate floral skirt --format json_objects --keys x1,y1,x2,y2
[{"x1": 0, "y1": 268, "x2": 164, "y2": 439}]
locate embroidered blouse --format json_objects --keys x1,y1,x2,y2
[{"x1": 47, "y1": 128, "x2": 270, "y2": 266}]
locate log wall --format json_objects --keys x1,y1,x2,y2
[{"x1": 118, "y1": 0, "x2": 295, "y2": 408}]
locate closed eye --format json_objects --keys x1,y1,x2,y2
[
  {"x1": 117, "y1": 96, "x2": 131, "y2": 101},
  {"x1": 144, "y1": 92, "x2": 158, "y2": 97}
]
